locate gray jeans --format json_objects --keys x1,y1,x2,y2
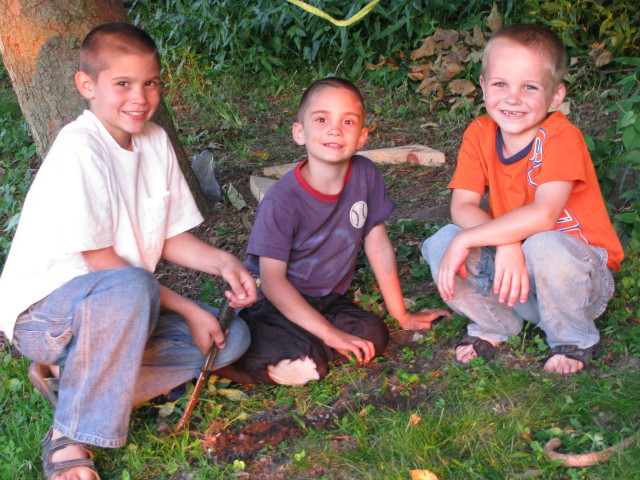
[
  {"x1": 422, "y1": 224, "x2": 615, "y2": 349},
  {"x1": 13, "y1": 266, "x2": 249, "y2": 448}
]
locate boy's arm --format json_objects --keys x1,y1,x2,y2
[
  {"x1": 364, "y1": 224, "x2": 451, "y2": 330},
  {"x1": 162, "y1": 232, "x2": 257, "y2": 309},
  {"x1": 82, "y1": 245, "x2": 229, "y2": 353},
  {"x1": 260, "y1": 256, "x2": 376, "y2": 364},
  {"x1": 438, "y1": 181, "x2": 573, "y2": 305}
]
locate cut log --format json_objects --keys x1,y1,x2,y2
[
  {"x1": 261, "y1": 145, "x2": 445, "y2": 179},
  {"x1": 249, "y1": 175, "x2": 277, "y2": 203},
  {"x1": 357, "y1": 145, "x2": 445, "y2": 166},
  {"x1": 262, "y1": 162, "x2": 300, "y2": 177}
]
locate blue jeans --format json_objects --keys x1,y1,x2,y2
[
  {"x1": 12, "y1": 267, "x2": 250, "y2": 448},
  {"x1": 422, "y1": 224, "x2": 615, "y2": 349}
]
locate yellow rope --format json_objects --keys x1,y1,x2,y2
[{"x1": 285, "y1": 0, "x2": 380, "y2": 27}]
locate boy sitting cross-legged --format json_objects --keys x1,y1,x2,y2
[
  {"x1": 0, "y1": 22, "x2": 257, "y2": 480},
  {"x1": 218, "y1": 77, "x2": 450, "y2": 386},
  {"x1": 422, "y1": 24, "x2": 623, "y2": 374}
]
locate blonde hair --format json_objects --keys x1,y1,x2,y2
[{"x1": 482, "y1": 24, "x2": 568, "y2": 86}]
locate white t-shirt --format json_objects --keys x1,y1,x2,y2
[{"x1": 0, "y1": 110, "x2": 203, "y2": 340}]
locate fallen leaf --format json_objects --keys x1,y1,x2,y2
[
  {"x1": 464, "y1": 24, "x2": 486, "y2": 48},
  {"x1": 432, "y1": 28, "x2": 459, "y2": 49},
  {"x1": 411, "y1": 38, "x2": 438, "y2": 60},
  {"x1": 466, "y1": 50, "x2": 484, "y2": 64},
  {"x1": 409, "y1": 469, "x2": 439, "y2": 480},
  {"x1": 408, "y1": 63, "x2": 431, "y2": 81},
  {"x1": 589, "y1": 47, "x2": 613, "y2": 68},
  {"x1": 223, "y1": 183, "x2": 247, "y2": 210},
  {"x1": 434, "y1": 60, "x2": 465, "y2": 82},
  {"x1": 416, "y1": 77, "x2": 444, "y2": 101},
  {"x1": 216, "y1": 388, "x2": 249, "y2": 401},
  {"x1": 444, "y1": 48, "x2": 469, "y2": 65},
  {"x1": 409, "y1": 413, "x2": 422, "y2": 426},
  {"x1": 157, "y1": 401, "x2": 177, "y2": 417},
  {"x1": 448, "y1": 79, "x2": 476, "y2": 96},
  {"x1": 485, "y1": 3, "x2": 503, "y2": 32}
]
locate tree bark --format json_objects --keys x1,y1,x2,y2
[{"x1": 0, "y1": 0, "x2": 208, "y2": 212}]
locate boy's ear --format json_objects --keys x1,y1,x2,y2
[
  {"x1": 549, "y1": 83, "x2": 566, "y2": 110},
  {"x1": 74, "y1": 71, "x2": 95, "y2": 100},
  {"x1": 356, "y1": 126, "x2": 369, "y2": 150},
  {"x1": 292, "y1": 122, "x2": 306, "y2": 146}
]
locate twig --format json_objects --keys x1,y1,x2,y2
[{"x1": 544, "y1": 431, "x2": 639, "y2": 467}]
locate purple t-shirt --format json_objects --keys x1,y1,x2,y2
[{"x1": 245, "y1": 155, "x2": 396, "y2": 298}]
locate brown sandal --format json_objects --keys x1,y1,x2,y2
[
  {"x1": 28, "y1": 363, "x2": 60, "y2": 407},
  {"x1": 453, "y1": 335, "x2": 497, "y2": 367},
  {"x1": 41, "y1": 427, "x2": 100, "y2": 480}
]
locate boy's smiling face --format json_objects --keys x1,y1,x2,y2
[
  {"x1": 75, "y1": 52, "x2": 161, "y2": 150},
  {"x1": 480, "y1": 40, "x2": 565, "y2": 155},
  {"x1": 292, "y1": 86, "x2": 368, "y2": 166}
]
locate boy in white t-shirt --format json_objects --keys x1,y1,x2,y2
[{"x1": 0, "y1": 22, "x2": 257, "y2": 480}]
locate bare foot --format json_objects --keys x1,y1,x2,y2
[
  {"x1": 455, "y1": 338, "x2": 500, "y2": 364},
  {"x1": 48, "y1": 429, "x2": 98, "y2": 480},
  {"x1": 544, "y1": 354, "x2": 584, "y2": 374}
]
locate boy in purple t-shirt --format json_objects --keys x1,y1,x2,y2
[{"x1": 219, "y1": 78, "x2": 450, "y2": 385}]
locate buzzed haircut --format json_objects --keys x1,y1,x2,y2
[
  {"x1": 482, "y1": 23, "x2": 568, "y2": 86},
  {"x1": 297, "y1": 77, "x2": 365, "y2": 122},
  {"x1": 80, "y1": 22, "x2": 160, "y2": 80}
]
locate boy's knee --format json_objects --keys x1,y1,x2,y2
[
  {"x1": 422, "y1": 224, "x2": 462, "y2": 274},
  {"x1": 110, "y1": 267, "x2": 159, "y2": 300},
  {"x1": 522, "y1": 232, "x2": 578, "y2": 272},
  {"x1": 267, "y1": 357, "x2": 322, "y2": 385}
]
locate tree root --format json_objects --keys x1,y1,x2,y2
[{"x1": 544, "y1": 431, "x2": 639, "y2": 467}]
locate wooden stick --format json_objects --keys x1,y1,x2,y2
[{"x1": 172, "y1": 298, "x2": 235, "y2": 433}]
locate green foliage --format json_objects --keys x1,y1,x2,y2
[
  {"x1": 515, "y1": 0, "x2": 640, "y2": 55},
  {"x1": 585, "y1": 57, "x2": 640, "y2": 246},
  {"x1": 0, "y1": 69, "x2": 38, "y2": 267},
  {"x1": 130, "y1": 0, "x2": 506, "y2": 80}
]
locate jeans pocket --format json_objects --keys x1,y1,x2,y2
[{"x1": 13, "y1": 314, "x2": 72, "y2": 364}]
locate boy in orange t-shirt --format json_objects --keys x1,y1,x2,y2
[{"x1": 422, "y1": 24, "x2": 623, "y2": 374}]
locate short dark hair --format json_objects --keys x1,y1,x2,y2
[
  {"x1": 80, "y1": 22, "x2": 160, "y2": 80},
  {"x1": 482, "y1": 23, "x2": 567, "y2": 86},
  {"x1": 297, "y1": 77, "x2": 365, "y2": 122}
]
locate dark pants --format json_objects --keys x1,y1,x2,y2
[{"x1": 223, "y1": 293, "x2": 389, "y2": 384}]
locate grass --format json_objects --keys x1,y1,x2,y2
[{"x1": 2, "y1": 2, "x2": 640, "y2": 479}]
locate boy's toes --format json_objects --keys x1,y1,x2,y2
[
  {"x1": 42, "y1": 428, "x2": 100, "y2": 480},
  {"x1": 544, "y1": 354, "x2": 584, "y2": 374},
  {"x1": 455, "y1": 344, "x2": 477, "y2": 364}
]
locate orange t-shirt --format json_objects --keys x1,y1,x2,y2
[{"x1": 449, "y1": 112, "x2": 623, "y2": 271}]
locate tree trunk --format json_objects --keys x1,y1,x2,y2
[{"x1": 0, "y1": 0, "x2": 208, "y2": 212}]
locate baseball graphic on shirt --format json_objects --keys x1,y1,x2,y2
[{"x1": 350, "y1": 201, "x2": 368, "y2": 228}]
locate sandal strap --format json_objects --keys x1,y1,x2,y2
[
  {"x1": 43, "y1": 457, "x2": 100, "y2": 480},
  {"x1": 457, "y1": 335, "x2": 496, "y2": 359},
  {"x1": 547, "y1": 343, "x2": 599, "y2": 367},
  {"x1": 41, "y1": 428, "x2": 99, "y2": 480}
]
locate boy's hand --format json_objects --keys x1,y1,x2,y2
[
  {"x1": 435, "y1": 236, "x2": 470, "y2": 301},
  {"x1": 397, "y1": 308, "x2": 452, "y2": 330},
  {"x1": 494, "y1": 243, "x2": 529, "y2": 307},
  {"x1": 217, "y1": 252, "x2": 258, "y2": 309},
  {"x1": 323, "y1": 329, "x2": 376, "y2": 364},
  {"x1": 185, "y1": 305, "x2": 226, "y2": 354},
  {"x1": 161, "y1": 232, "x2": 258, "y2": 308}
]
